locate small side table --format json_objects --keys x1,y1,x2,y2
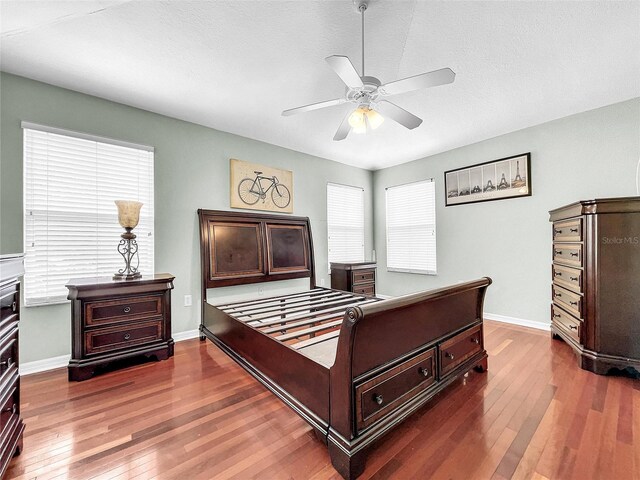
[
  {"x1": 66, "y1": 274, "x2": 175, "y2": 381},
  {"x1": 330, "y1": 262, "x2": 376, "y2": 297}
]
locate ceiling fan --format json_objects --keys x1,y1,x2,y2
[{"x1": 282, "y1": 0, "x2": 456, "y2": 141}]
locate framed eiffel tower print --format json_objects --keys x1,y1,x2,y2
[{"x1": 445, "y1": 153, "x2": 531, "y2": 206}]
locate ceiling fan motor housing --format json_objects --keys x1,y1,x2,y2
[{"x1": 346, "y1": 76, "x2": 381, "y2": 106}]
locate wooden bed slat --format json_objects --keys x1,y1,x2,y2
[
  {"x1": 215, "y1": 288, "x2": 325, "y2": 309},
  {"x1": 290, "y1": 330, "x2": 341, "y2": 350},
  {"x1": 233, "y1": 292, "x2": 354, "y2": 318},
  {"x1": 243, "y1": 296, "x2": 367, "y2": 323},
  {"x1": 259, "y1": 312, "x2": 344, "y2": 334},
  {"x1": 221, "y1": 291, "x2": 345, "y2": 315},
  {"x1": 246, "y1": 299, "x2": 377, "y2": 327},
  {"x1": 276, "y1": 319, "x2": 344, "y2": 342}
]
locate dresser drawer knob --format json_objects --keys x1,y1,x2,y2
[
  {"x1": 374, "y1": 394, "x2": 384, "y2": 405},
  {"x1": 570, "y1": 228, "x2": 579, "y2": 233},
  {"x1": 0, "y1": 357, "x2": 11, "y2": 368},
  {"x1": 123, "y1": 333, "x2": 131, "y2": 340},
  {"x1": 554, "y1": 250, "x2": 563, "y2": 255},
  {"x1": 569, "y1": 324, "x2": 578, "y2": 330},
  {"x1": 3, "y1": 404, "x2": 16, "y2": 414},
  {"x1": 123, "y1": 306, "x2": 131, "y2": 313},
  {"x1": 554, "y1": 292, "x2": 562, "y2": 297},
  {"x1": 554, "y1": 229, "x2": 563, "y2": 235},
  {"x1": 445, "y1": 352, "x2": 455, "y2": 360},
  {"x1": 419, "y1": 367, "x2": 430, "y2": 377},
  {"x1": 554, "y1": 271, "x2": 562, "y2": 277},
  {"x1": 471, "y1": 337, "x2": 480, "y2": 344},
  {"x1": 570, "y1": 277, "x2": 578, "y2": 282},
  {"x1": 569, "y1": 301, "x2": 578, "y2": 306},
  {"x1": 11, "y1": 301, "x2": 17, "y2": 313},
  {"x1": 553, "y1": 313, "x2": 561, "y2": 318},
  {"x1": 570, "y1": 252, "x2": 579, "y2": 257}
]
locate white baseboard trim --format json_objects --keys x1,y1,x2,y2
[
  {"x1": 173, "y1": 329, "x2": 200, "y2": 342},
  {"x1": 20, "y1": 354, "x2": 70, "y2": 376},
  {"x1": 20, "y1": 329, "x2": 202, "y2": 376},
  {"x1": 484, "y1": 312, "x2": 550, "y2": 331}
]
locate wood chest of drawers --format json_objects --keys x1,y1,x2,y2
[
  {"x1": 0, "y1": 254, "x2": 25, "y2": 478},
  {"x1": 66, "y1": 274, "x2": 175, "y2": 381},
  {"x1": 330, "y1": 262, "x2": 376, "y2": 297},
  {"x1": 549, "y1": 197, "x2": 640, "y2": 375}
]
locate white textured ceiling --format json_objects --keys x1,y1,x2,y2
[{"x1": 1, "y1": 1, "x2": 639, "y2": 170}]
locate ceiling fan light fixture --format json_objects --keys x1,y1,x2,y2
[
  {"x1": 348, "y1": 107, "x2": 367, "y2": 129},
  {"x1": 366, "y1": 108, "x2": 384, "y2": 130}
]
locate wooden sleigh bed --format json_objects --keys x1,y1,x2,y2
[{"x1": 198, "y1": 209, "x2": 491, "y2": 479}]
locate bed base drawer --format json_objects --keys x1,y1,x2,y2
[
  {"x1": 355, "y1": 347, "x2": 435, "y2": 431},
  {"x1": 439, "y1": 325, "x2": 483, "y2": 376}
]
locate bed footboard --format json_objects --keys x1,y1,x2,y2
[{"x1": 327, "y1": 277, "x2": 492, "y2": 479}]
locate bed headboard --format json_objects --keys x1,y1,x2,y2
[{"x1": 198, "y1": 209, "x2": 316, "y2": 291}]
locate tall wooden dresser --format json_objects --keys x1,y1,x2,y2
[
  {"x1": 66, "y1": 274, "x2": 175, "y2": 381},
  {"x1": 0, "y1": 254, "x2": 25, "y2": 478},
  {"x1": 549, "y1": 197, "x2": 640, "y2": 375}
]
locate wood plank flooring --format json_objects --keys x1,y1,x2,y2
[{"x1": 6, "y1": 320, "x2": 639, "y2": 479}]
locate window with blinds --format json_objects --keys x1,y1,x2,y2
[
  {"x1": 23, "y1": 123, "x2": 154, "y2": 306},
  {"x1": 386, "y1": 179, "x2": 436, "y2": 275},
  {"x1": 327, "y1": 183, "x2": 365, "y2": 265}
]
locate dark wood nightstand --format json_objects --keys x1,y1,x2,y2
[
  {"x1": 66, "y1": 274, "x2": 175, "y2": 381},
  {"x1": 330, "y1": 262, "x2": 376, "y2": 297}
]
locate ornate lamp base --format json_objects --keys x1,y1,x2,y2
[{"x1": 114, "y1": 230, "x2": 142, "y2": 281}]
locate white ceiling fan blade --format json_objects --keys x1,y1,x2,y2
[
  {"x1": 333, "y1": 111, "x2": 353, "y2": 141},
  {"x1": 325, "y1": 55, "x2": 364, "y2": 88},
  {"x1": 376, "y1": 101, "x2": 423, "y2": 130},
  {"x1": 282, "y1": 98, "x2": 346, "y2": 116},
  {"x1": 379, "y1": 68, "x2": 455, "y2": 96}
]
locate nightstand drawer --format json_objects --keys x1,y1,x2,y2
[
  {"x1": 85, "y1": 295, "x2": 163, "y2": 326},
  {"x1": 85, "y1": 319, "x2": 163, "y2": 355},
  {"x1": 352, "y1": 270, "x2": 375, "y2": 285},
  {"x1": 353, "y1": 284, "x2": 375, "y2": 296}
]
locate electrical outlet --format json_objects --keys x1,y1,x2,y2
[
  {"x1": 319, "y1": 278, "x2": 325, "y2": 287},
  {"x1": 184, "y1": 294, "x2": 192, "y2": 307}
]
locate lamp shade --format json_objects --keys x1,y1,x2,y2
[{"x1": 115, "y1": 200, "x2": 143, "y2": 229}]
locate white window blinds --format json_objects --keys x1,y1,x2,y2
[
  {"x1": 23, "y1": 123, "x2": 154, "y2": 306},
  {"x1": 386, "y1": 179, "x2": 436, "y2": 275},
  {"x1": 327, "y1": 183, "x2": 365, "y2": 264}
]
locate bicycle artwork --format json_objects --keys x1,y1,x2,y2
[{"x1": 230, "y1": 158, "x2": 294, "y2": 213}]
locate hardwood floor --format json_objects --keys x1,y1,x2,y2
[{"x1": 6, "y1": 320, "x2": 639, "y2": 480}]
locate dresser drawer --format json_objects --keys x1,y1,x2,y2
[
  {"x1": 552, "y1": 264, "x2": 583, "y2": 294},
  {"x1": 553, "y1": 243, "x2": 582, "y2": 267},
  {"x1": 85, "y1": 319, "x2": 163, "y2": 355},
  {"x1": 0, "y1": 287, "x2": 18, "y2": 330},
  {"x1": 439, "y1": 325, "x2": 483, "y2": 376},
  {"x1": 552, "y1": 284, "x2": 583, "y2": 319},
  {"x1": 552, "y1": 304, "x2": 580, "y2": 343},
  {"x1": 351, "y1": 270, "x2": 375, "y2": 285},
  {"x1": 553, "y1": 218, "x2": 582, "y2": 242},
  {"x1": 0, "y1": 381, "x2": 19, "y2": 435},
  {"x1": 85, "y1": 295, "x2": 163, "y2": 326},
  {"x1": 353, "y1": 284, "x2": 375, "y2": 297},
  {"x1": 355, "y1": 347, "x2": 435, "y2": 431},
  {"x1": 0, "y1": 329, "x2": 18, "y2": 386}
]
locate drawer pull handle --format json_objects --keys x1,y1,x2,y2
[
  {"x1": 570, "y1": 277, "x2": 578, "y2": 282},
  {"x1": 554, "y1": 271, "x2": 562, "y2": 277},
  {"x1": 3, "y1": 404, "x2": 16, "y2": 414},
  {"x1": 471, "y1": 337, "x2": 480, "y2": 344},
  {"x1": 554, "y1": 292, "x2": 562, "y2": 297},
  {"x1": 570, "y1": 252, "x2": 579, "y2": 257},
  {"x1": 554, "y1": 250, "x2": 563, "y2": 255},
  {"x1": 419, "y1": 367, "x2": 430, "y2": 377},
  {"x1": 445, "y1": 352, "x2": 455, "y2": 360},
  {"x1": 569, "y1": 324, "x2": 578, "y2": 330},
  {"x1": 553, "y1": 313, "x2": 561, "y2": 318},
  {"x1": 570, "y1": 228, "x2": 579, "y2": 233},
  {"x1": 123, "y1": 333, "x2": 131, "y2": 340},
  {"x1": 554, "y1": 229, "x2": 563, "y2": 235},
  {"x1": 569, "y1": 301, "x2": 578, "y2": 306},
  {"x1": 123, "y1": 306, "x2": 131, "y2": 313},
  {"x1": 374, "y1": 394, "x2": 384, "y2": 405},
  {"x1": 0, "y1": 358, "x2": 11, "y2": 368},
  {"x1": 11, "y1": 301, "x2": 17, "y2": 313}
]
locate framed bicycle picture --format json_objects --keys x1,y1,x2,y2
[
  {"x1": 444, "y1": 152, "x2": 531, "y2": 206},
  {"x1": 230, "y1": 158, "x2": 293, "y2": 213}
]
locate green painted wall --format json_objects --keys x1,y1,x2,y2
[
  {"x1": 373, "y1": 98, "x2": 640, "y2": 327},
  {"x1": 0, "y1": 72, "x2": 374, "y2": 363}
]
